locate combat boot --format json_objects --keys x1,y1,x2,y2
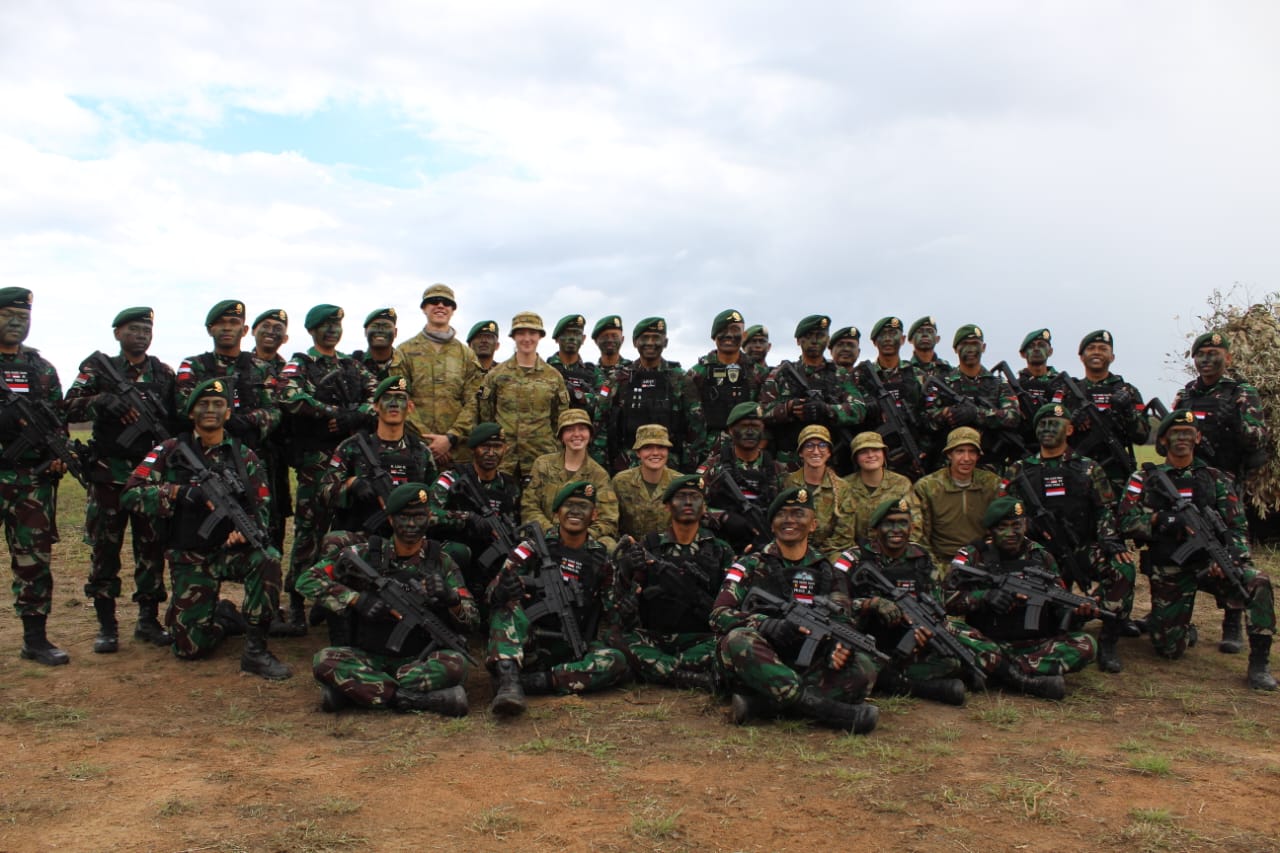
[
  {"x1": 1247, "y1": 636, "x2": 1278, "y2": 691},
  {"x1": 214, "y1": 599, "x2": 248, "y2": 637},
  {"x1": 664, "y1": 669, "x2": 716, "y2": 693},
  {"x1": 133, "y1": 601, "x2": 171, "y2": 646},
  {"x1": 319, "y1": 683, "x2": 348, "y2": 713},
  {"x1": 489, "y1": 659, "x2": 527, "y2": 717},
  {"x1": 997, "y1": 663, "x2": 1065, "y2": 701},
  {"x1": 239, "y1": 625, "x2": 293, "y2": 680},
  {"x1": 907, "y1": 677, "x2": 966, "y2": 706},
  {"x1": 1097, "y1": 625, "x2": 1123, "y2": 674},
  {"x1": 92, "y1": 598, "x2": 119, "y2": 654},
  {"x1": 729, "y1": 692, "x2": 776, "y2": 726},
  {"x1": 19, "y1": 614, "x2": 70, "y2": 666},
  {"x1": 1219, "y1": 609, "x2": 1244, "y2": 655},
  {"x1": 796, "y1": 687, "x2": 879, "y2": 734},
  {"x1": 286, "y1": 592, "x2": 308, "y2": 636},
  {"x1": 395, "y1": 684, "x2": 469, "y2": 716},
  {"x1": 520, "y1": 670, "x2": 556, "y2": 695}
]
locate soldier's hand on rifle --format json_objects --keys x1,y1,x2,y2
[
  {"x1": 947, "y1": 401, "x2": 978, "y2": 426},
  {"x1": 422, "y1": 571, "x2": 460, "y2": 606},
  {"x1": 1152, "y1": 511, "x2": 1187, "y2": 540},
  {"x1": 759, "y1": 617, "x2": 803, "y2": 646},
  {"x1": 802, "y1": 398, "x2": 832, "y2": 422},
  {"x1": 612, "y1": 537, "x2": 647, "y2": 576},
  {"x1": 1109, "y1": 387, "x2": 1134, "y2": 411},
  {"x1": 463, "y1": 512, "x2": 489, "y2": 539},
  {"x1": 226, "y1": 529, "x2": 246, "y2": 547},
  {"x1": 615, "y1": 587, "x2": 640, "y2": 624},
  {"x1": 911, "y1": 626, "x2": 933, "y2": 649},
  {"x1": 986, "y1": 587, "x2": 1016, "y2": 613},
  {"x1": 829, "y1": 641, "x2": 850, "y2": 671},
  {"x1": 1075, "y1": 598, "x2": 1100, "y2": 618},
  {"x1": 786, "y1": 399, "x2": 806, "y2": 420},
  {"x1": 862, "y1": 596, "x2": 904, "y2": 625},
  {"x1": 1207, "y1": 561, "x2": 1227, "y2": 579},
  {"x1": 226, "y1": 413, "x2": 254, "y2": 439},
  {"x1": 96, "y1": 393, "x2": 131, "y2": 419},
  {"x1": 1070, "y1": 408, "x2": 1092, "y2": 432},
  {"x1": 490, "y1": 570, "x2": 525, "y2": 606},
  {"x1": 49, "y1": 459, "x2": 67, "y2": 474},
  {"x1": 348, "y1": 478, "x2": 377, "y2": 504},
  {"x1": 178, "y1": 484, "x2": 208, "y2": 508},
  {"x1": 354, "y1": 593, "x2": 393, "y2": 621}
]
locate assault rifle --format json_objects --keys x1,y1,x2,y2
[
  {"x1": 950, "y1": 562, "x2": 1117, "y2": 632},
  {"x1": 172, "y1": 441, "x2": 270, "y2": 551},
  {"x1": 350, "y1": 431, "x2": 395, "y2": 533},
  {"x1": 924, "y1": 375, "x2": 1030, "y2": 463},
  {"x1": 1143, "y1": 397, "x2": 1170, "y2": 445},
  {"x1": 616, "y1": 537, "x2": 716, "y2": 615},
  {"x1": 741, "y1": 586, "x2": 889, "y2": 668},
  {"x1": 1059, "y1": 373, "x2": 1136, "y2": 474},
  {"x1": 454, "y1": 471, "x2": 521, "y2": 574},
  {"x1": 0, "y1": 376, "x2": 88, "y2": 487},
  {"x1": 88, "y1": 351, "x2": 171, "y2": 447},
  {"x1": 515, "y1": 522, "x2": 589, "y2": 658},
  {"x1": 1004, "y1": 468, "x2": 1092, "y2": 592},
  {"x1": 708, "y1": 469, "x2": 770, "y2": 547},
  {"x1": 779, "y1": 360, "x2": 855, "y2": 447},
  {"x1": 861, "y1": 367, "x2": 926, "y2": 479},
  {"x1": 992, "y1": 361, "x2": 1037, "y2": 426},
  {"x1": 340, "y1": 546, "x2": 478, "y2": 665}
]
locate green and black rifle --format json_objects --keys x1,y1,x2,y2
[
  {"x1": 514, "y1": 522, "x2": 590, "y2": 659},
  {"x1": 950, "y1": 562, "x2": 1118, "y2": 632},
  {"x1": 0, "y1": 375, "x2": 88, "y2": 487},
  {"x1": 741, "y1": 586, "x2": 890, "y2": 668},
  {"x1": 339, "y1": 546, "x2": 478, "y2": 665},
  {"x1": 171, "y1": 440, "x2": 270, "y2": 551},
  {"x1": 88, "y1": 350, "x2": 171, "y2": 447},
  {"x1": 454, "y1": 471, "x2": 521, "y2": 575},
  {"x1": 350, "y1": 430, "x2": 396, "y2": 533},
  {"x1": 1004, "y1": 469, "x2": 1093, "y2": 593},
  {"x1": 861, "y1": 366, "x2": 926, "y2": 479},
  {"x1": 1059, "y1": 373, "x2": 1136, "y2": 474},
  {"x1": 616, "y1": 536, "x2": 717, "y2": 616},
  {"x1": 708, "y1": 469, "x2": 771, "y2": 548}
]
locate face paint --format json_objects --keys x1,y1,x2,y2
[
  {"x1": 730, "y1": 421, "x2": 764, "y2": 447},
  {"x1": 365, "y1": 320, "x2": 396, "y2": 347},
  {"x1": 391, "y1": 508, "x2": 431, "y2": 543},
  {"x1": 253, "y1": 319, "x2": 287, "y2": 354},
  {"x1": 992, "y1": 518, "x2": 1026, "y2": 554},
  {"x1": 1194, "y1": 347, "x2": 1226, "y2": 382},
  {"x1": 470, "y1": 333, "x2": 498, "y2": 359},
  {"x1": 474, "y1": 441, "x2": 506, "y2": 471},
  {"x1": 877, "y1": 515, "x2": 912, "y2": 550},
  {"x1": 911, "y1": 327, "x2": 936, "y2": 351},
  {"x1": 1036, "y1": 417, "x2": 1069, "y2": 449},
  {"x1": 875, "y1": 330, "x2": 902, "y2": 356},
  {"x1": 669, "y1": 489, "x2": 704, "y2": 520},
  {"x1": 557, "y1": 329, "x2": 584, "y2": 356},
  {"x1": 744, "y1": 335, "x2": 770, "y2": 361},
  {"x1": 956, "y1": 341, "x2": 983, "y2": 363},
  {"x1": 117, "y1": 321, "x2": 153, "y2": 357},
  {"x1": 596, "y1": 330, "x2": 623, "y2": 357}
]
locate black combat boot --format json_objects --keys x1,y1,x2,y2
[
  {"x1": 729, "y1": 692, "x2": 776, "y2": 726},
  {"x1": 997, "y1": 663, "x2": 1065, "y2": 701},
  {"x1": 214, "y1": 599, "x2": 248, "y2": 637},
  {"x1": 1219, "y1": 609, "x2": 1244, "y2": 654},
  {"x1": 1097, "y1": 624, "x2": 1123, "y2": 674},
  {"x1": 489, "y1": 659, "x2": 527, "y2": 717},
  {"x1": 907, "y1": 677, "x2": 966, "y2": 706},
  {"x1": 239, "y1": 624, "x2": 293, "y2": 680},
  {"x1": 395, "y1": 684, "x2": 469, "y2": 716},
  {"x1": 92, "y1": 597, "x2": 119, "y2": 654},
  {"x1": 520, "y1": 670, "x2": 555, "y2": 695},
  {"x1": 133, "y1": 601, "x2": 171, "y2": 646},
  {"x1": 1247, "y1": 635, "x2": 1278, "y2": 691},
  {"x1": 664, "y1": 669, "x2": 716, "y2": 693},
  {"x1": 319, "y1": 683, "x2": 348, "y2": 713},
  {"x1": 286, "y1": 591, "x2": 308, "y2": 636},
  {"x1": 20, "y1": 614, "x2": 70, "y2": 666},
  {"x1": 796, "y1": 687, "x2": 879, "y2": 734}
]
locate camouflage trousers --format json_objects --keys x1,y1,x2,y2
[
  {"x1": 717, "y1": 626, "x2": 879, "y2": 707},
  {"x1": 166, "y1": 545, "x2": 282, "y2": 659},
  {"x1": 621, "y1": 629, "x2": 718, "y2": 684},
  {"x1": 312, "y1": 646, "x2": 470, "y2": 708},
  {"x1": 974, "y1": 630, "x2": 1097, "y2": 676},
  {"x1": 1148, "y1": 563, "x2": 1276, "y2": 659},
  {"x1": 486, "y1": 603, "x2": 629, "y2": 694},
  {"x1": 83, "y1": 480, "x2": 166, "y2": 603},
  {"x1": 0, "y1": 471, "x2": 56, "y2": 616},
  {"x1": 287, "y1": 451, "x2": 333, "y2": 595},
  {"x1": 1062, "y1": 545, "x2": 1135, "y2": 619}
]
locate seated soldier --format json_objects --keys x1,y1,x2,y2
[
  {"x1": 612, "y1": 424, "x2": 684, "y2": 539},
  {"x1": 523, "y1": 409, "x2": 619, "y2": 548},
  {"x1": 912, "y1": 427, "x2": 1001, "y2": 574},
  {"x1": 699, "y1": 402, "x2": 786, "y2": 553}
]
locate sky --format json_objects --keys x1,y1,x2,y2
[{"x1": 2, "y1": 2, "x2": 1278, "y2": 401}]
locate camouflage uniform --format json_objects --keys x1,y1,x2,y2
[
  {"x1": 319, "y1": 429, "x2": 436, "y2": 536},
  {"x1": 782, "y1": 469, "x2": 858, "y2": 561},
  {"x1": 1012, "y1": 366, "x2": 1064, "y2": 446},
  {"x1": 1172, "y1": 376, "x2": 1267, "y2": 482},
  {"x1": 759, "y1": 360, "x2": 867, "y2": 470},
  {"x1": 1061, "y1": 373, "x2": 1149, "y2": 497},
  {"x1": 612, "y1": 466, "x2": 683, "y2": 539},
  {"x1": 923, "y1": 367, "x2": 1024, "y2": 470},
  {"x1": 349, "y1": 349, "x2": 395, "y2": 382},
  {"x1": 685, "y1": 352, "x2": 768, "y2": 462},
  {"x1": 175, "y1": 352, "x2": 280, "y2": 448},
  {"x1": 478, "y1": 355, "x2": 571, "y2": 480},
  {"x1": 912, "y1": 467, "x2": 1001, "y2": 572},
  {"x1": 851, "y1": 360, "x2": 936, "y2": 476},
  {"x1": 547, "y1": 353, "x2": 604, "y2": 418},
  {"x1": 253, "y1": 351, "x2": 292, "y2": 549},
  {"x1": 595, "y1": 360, "x2": 705, "y2": 473},
  {"x1": 909, "y1": 354, "x2": 952, "y2": 380},
  {"x1": 697, "y1": 440, "x2": 786, "y2": 553},
  {"x1": 389, "y1": 330, "x2": 484, "y2": 455},
  {"x1": 522, "y1": 451, "x2": 619, "y2": 548},
  {"x1": 427, "y1": 464, "x2": 521, "y2": 596}
]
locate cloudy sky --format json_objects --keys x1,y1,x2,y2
[{"x1": 3, "y1": 2, "x2": 1277, "y2": 400}]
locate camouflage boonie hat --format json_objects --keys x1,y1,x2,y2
[
  {"x1": 468, "y1": 422, "x2": 507, "y2": 449},
  {"x1": 710, "y1": 309, "x2": 744, "y2": 338},
  {"x1": 907, "y1": 316, "x2": 937, "y2": 339},
  {"x1": 849, "y1": 431, "x2": 888, "y2": 455},
  {"x1": 305, "y1": 304, "x2": 344, "y2": 330},
  {"x1": 510, "y1": 311, "x2": 546, "y2": 336},
  {"x1": 725, "y1": 401, "x2": 764, "y2": 427},
  {"x1": 385, "y1": 482, "x2": 431, "y2": 515},
  {"x1": 1191, "y1": 330, "x2": 1230, "y2": 354},
  {"x1": 662, "y1": 474, "x2": 706, "y2": 503},
  {"x1": 592, "y1": 315, "x2": 624, "y2": 339},
  {"x1": 556, "y1": 408, "x2": 594, "y2": 436},
  {"x1": 373, "y1": 375, "x2": 410, "y2": 401},
  {"x1": 364, "y1": 307, "x2": 396, "y2": 327},
  {"x1": 0, "y1": 287, "x2": 32, "y2": 310},
  {"x1": 632, "y1": 423, "x2": 673, "y2": 450},
  {"x1": 952, "y1": 324, "x2": 984, "y2": 348},
  {"x1": 870, "y1": 316, "x2": 903, "y2": 340},
  {"x1": 252, "y1": 308, "x2": 287, "y2": 329},
  {"x1": 1020, "y1": 328, "x2": 1052, "y2": 353},
  {"x1": 553, "y1": 314, "x2": 586, "y2": 339},
  {"x1": 829, "y1": 326, "x2": 860, "y2": 344},
  {"x1": 768, "y1": 486, "x2": 814, "y2": 521},
  {"x1": 942, "y1": 426, "x2": 982, "y2": 455},
  {"x1": 870, "y1": 497, "x2": 913, "y2": 528},
  {"x1": 112, "y1": 306, "x2": 154, "y2": 327},
  {"x1": 633, "y1": 317, "x2": 666, "y2": 338},
  {"x1": 184, "y1": 377, "x2": 232, "y2": 416},
  {"x1": 797, "y1": 424, "x2": 833, "y2": 448},
  {"x1": 467, "y1": 320, "x2": 499, "y2": 342},
  {"x1": 204, "y1": 300, "x2": 245, "y2": 327},
  {"x1": 744, "y1": 324, "x2": 768, "y2": 341},
  {"x1": 1078, "y1": 329, "x2": 1113, "y2": 354},
  {"x1": 1157, "y1": 409, "x2": 1199, "y2": 441},
  {"x1": 1033, "y1": 402, "x2": 1070, "y2": 428},
  {"x1": 794, "y1": 315, "x2": 831, "y2": 338},
  {"x1": 420, "y1": 283, "x2": 457, "y2": 307},
  {"x1": 983, "y1": 496, "x2": 1025, "y2": 528},
  {"x1": 552, "y1": 480, "x2": 596, "y2": 512}
]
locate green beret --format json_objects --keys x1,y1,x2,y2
[
  {"x1": 1192, "y1": 331, "x2": 1230, "y2": 354},
  {"x1": 983, "y1": 496, "x2": 1026, "y2": 528},
  {"x1": 633, "y1": 317, "x2": 667, "y2": 338},
  {"x1": 1033, "y1": 402, "x2": 1070, "y2": 428},
  {"x1": 364, "y1": 307, "x2": 396, "y2": 327},
  {"x1": 870, "y1": 317, "x2": 903, "y2": 340},
  {"x1": 1019, "y1": 328, "x2": 1052, "y2": 353},
  {"x1": 251, "y1": 308, "x2": 288, "y2": 329},
  {"x1": 552, "y1": 480, "x2": 597, "y2": 512},
  {"x1": 710, "y1": 309, "x2": 744, "y2": 338},
  {"x1": 1158, "y1": 409, "x2": 1200, "y2": 441},
  {"x1": 467, "y1": 320, "x2": 499, "y2": 342},
  {"x1": 304, "y1": 304, "x2": 344, "y2": 330},
  {"x1": 373, "y1": 375, "x2": 410, "y2": 401},
  {"x1": 725, "y1": 401, "x2": 764, "y2": 427},
  {"x1": 768, "y1": 486, "x2": 814, "y2": 521},
  {"x1": 184, "y1": 377, "x2": 232, "y2": 416},
  {"x1": 829, "y1": 326, "x2": 859, "y2": 344},
  {"x1": 0, "y1": 287, "x2": 32, "y2": 310},
  {"x1": 467, "y1": 422, "x2": 507, "y2": 448},
  {"x1": 744, "y1": 324, "x2": 768, "y2": 341},
  {"x1": 592, "y1": 315, "x2": 623, "y2": 339},
  {"x1": 870, "y1": 497, "x2": 913, "y2": 529},
  {"x1": 552, "y1": 315, "x2": 586, "y2": 339},
  {"x1": 662, "y1": 474, "x2": 706, "y2": 503},
  {"x1": 794, "y1": 315, "x2": 831, "y2": 338},
  {"x1": 112, "y1": 306, "x2": 154, "y2": 327},
  {"x1": 1077, "y1": 329, "x2": 1113, "y2": 354},
  {"x1": 385, "y1": 482, "x2": 432, "y2": 515},
  {"x1": 205, "y1": 300, "x2": 245, "y2": 326},
  {"x1": 907, "y1": 316, "x2": 937, "y2": 339},
  {"x1": 952, "y1": 324, "x2": 984, "y2": 348}
]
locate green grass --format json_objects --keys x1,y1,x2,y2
[
  {"x1": 1128, "y1": 754, "x2": 1173, "y2": 776},
  {"x1": 468, "y1": 804, "x2": 521, "y2": 838},
  {"x1": 0, "y1": 698, "x2": 87, "y2": 728}
]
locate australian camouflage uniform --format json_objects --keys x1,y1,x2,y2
[
  {"x1": 389, "y1": 329, "x2": 484, "y2": 460},
  {"x1": 427, "y1": 463, "x2": 522, "y2": 599},
  {"x1": 319, "y1": 428, "x2": 437, "y2": 537},
  {"x1": 685, "y1": 351, "x2": 767, "y2": 462},
  {"x1": 759, "y1": 360, "x2": 867, "y2": 472},
  {"x1": 478, "y1": 355, "x2": 571, "y2": 480},
  {"x1": 612, "y1": 465, "x2": 683, "y2": 539},
  {"x1": 522, "y1": 451, "x2": 620, "y2": 549},
  {"x1": 912, "y1": 464, "x2": 1002, "y2": 573},
  {"x1": 924, "y1": 367, "x2": 1024, "y2": 470},
  {"x1": 843, "y1": 469, "x2": 920, "y2": 544},
  {"x1": 596, "y1": 360, "x2": 705, "y2": 474}
]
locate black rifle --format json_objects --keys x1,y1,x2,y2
[
  {"x1": 0, "y1": 376, "x2": 88, "y2": 487},
  {"x1": 350, "y1": 431, "x2": 395, "y2": 533},
  {"x1": 454, "y1": 470, "x2": 521, "y2": 574},
  {"x1": 1059, "y1": 373, "x2": 1136, "y2": 474},
  {"x1": 779, "y1": 360, "x2": 855, "y2": 446},
  {"x1": 1140, "y1": 462, "x2": 1250, "y2": 601},
  {"x1": 617, "y1": 539, "x2": 716, "y2": 615},
  {"x1": 172, "y1": 441, "x2": 270, "y2": 551},
  {"x1": 741, "y1": 586, "x2": 890, "y2": 667},
  {"x1": 1143, "y1": 397, "x2": 1170, "y2": 446},
  {"x1": 925, "y1": 375, "x2": 1030, "y2": 463},
  {"x1": 861, "y1": 366, "x2": 926, "y2": 479},
  {"x1": 340, "y1": 546, "x2": 478, "y2": 665},
  {"x1": 852, "y1": 561, "x2": 986, "y2": 688},
  {"x1": 992, "y1": 361, "x2": 1037, "y2": 426},
  {"x1": 951, "y1": 562, "x2": 1118, "y2": 632},
  {"x1": 708, "y1": 469, "x2": 770, "y2": 547},
  {"x1": 515, "y1": 522, "x2": 589, "y2": 659},
  {"x1": 1004, "y1": 468, "x2": 1092, "y2": 592},
  {"x1": 88, "y1": 351, "x2": 171, "y2": 447}
]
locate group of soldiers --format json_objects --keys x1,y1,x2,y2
[{"x1": 0, "y1": 281, "x2": 1274, "y2": 736}]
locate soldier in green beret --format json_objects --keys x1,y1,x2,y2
[
  {"x1": 611, "y1": 424, "x2": 684, "y2": 539},
  {"x1": 922, "y1": 323, "x2": 1024, "y2": 471},
  {"x1": 907, "y1": 316, "x2": 952, "y2": 379},
  {"x1": 467, "y1": 320, "x2": 501, "y2": 374},
  {"x1": 829, "y1": 326, "x2": 860, "y2": 371},
  {"x1": 248, "y1": 308, "x2": 292, "y2": 552},
  {"x1": 1014, "y1": 328, "x2": 1064, "y2": 423},
  {"x1": 523, "y1": 409, "x2": 619, "y2": 549},
  {"x1": 547, "y1": 314, "x2": 604, "y2": 418},
  {"x1": 351, "y1": 307, "x2": 399, "y2": 381},
  {"x1": 590, "y1": 314, "x2": 630, "y2": 387},
  {"x1": 250, "y1": 309, "x2": 290, "y2": 377},
  {"x1": 1172, "y1": 329, "x2": 1267, "y2": 487},
  {"x1": 851, "y1": 316, "x2": 935, "y2": 478},
  {"x1": 686, "y1": 309, "x2": 768, "y2": 463},
  {"x1": 743, "y1": 324, "x2": 772, "y2": 372},
  {"x1": 66, "y1": 306, "x2": 177, "y2": 653},
  {"x1": 699, "y1": 401, "x2": 787, "y2": 553},
  {"x1": 1065, "y1": 329, "x2": 1149, "y2": 499}
]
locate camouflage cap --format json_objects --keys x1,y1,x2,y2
[
  {"x1": 510, "y1": 311, "x2": 546, "y2": 336},
  {"x1": 467, "y1": 320, "x2": 499, "y2": 342},
  {"x1": 552, "y1": 314, "x2": 586, "y2": 339},
  {"x1": 869, "y1": 496, "x2": 913, "y2": 528},
  {"x1": 983, "y1": 496, "x2": 1025, "y2": 528},
  {"x1": 870, "y1": 316, "x2": 903, "y2": 340},
  {"x1": 744, "y1": 324, "x2": 769, "y2": 341},
  {"x1": 797, "y1": 424, "x2": 833, "y2": 448},
  {"x1": 1077, "y1": 329, "x2": 1113, "y2": 354},
  {"x1": 767, "y1": 486, "x2": 814, "y2": 521},
  {"x1": 1157, "y1": 408, "x2": 1200, "y2": 441},
  {"x1": 420, "y1": 283, "x2": 457, "y2": 307},
  {"x1": 952, "y1": 324, "x2": 984, "y2": 348},
  {"x1": 385, "y1": 482, "x2": 432, "y2": 515},
  {"x1": 467, "y1": 422, "x2": 507, "y2": 449},
  {"x1": 632, "y1": 423, "x2": 673, "y2": 450},
  {"x1": 304, "y1": 304, "x2": 344, "y2": 330},
  {"x1": 794, "y1": 315, "x2": 831, "y2": 338},
  {"x1": 373, "y1": 375, "x2": 410, "y2": 401},
  {"x1": 112, "y1": 306, "x2": 154, "y2": 327},
  {"x1": 184, "y1": 377, "x2": 232, "y2": 416},
  {"x1": 725, "y1": 401, "x2": 764, "y2": 427},
  {"x1": 552, "y1": 480, "x2": 596, "y2": 512},
  {"x1": 204, "y1": 300, "x2": 245, "y2": 327},
  {"x1": 849, "y1": 431, "x2": 888, "y2": 455},
  {"x1": 942, "y1": 426, "x2": 982, "y2": 455},
  {"x1": 364, "y1": 307, "x2": 396, "y2": 327},
  {"x1": 1033, "y1": 402, "x2": 1070, "y2": 428},
  {"x1": 907, "y1": 316, "x2": 937, "y2": 339},
  {"x1": 710, "y1": 309, "x2": 744, "y2": 338},
  {"x1": 592, "y1": 315, "x2": 624, "y2": 339},
  {"x1": 829, "y1": 326, "x2": 860, "y2": 344},
  {"x1": 251, "y1": 308, "x2": 288, "y2": 329},
  {"x1": 633, "y1": 317, "x2": 667, "y2": 338},
  {"x1": 1019, "y1": 328, "x2": 1052, "y2": 353},
  {"x1": 556, "y1": 408, "x2": 595, "y2": 436},
  {"x1": 1192, "y1": 330, "x2": 1230, "y2": 354},
  {"x1": 0, "y1": 287, "x2": 32, "y2": 310},
  {"x1": 661, "y1": 473, "x2": 706, "y2": 503}
]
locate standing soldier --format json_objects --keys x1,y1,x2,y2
[
  {"x1": 467, "y1": 319, "x2": 501, "y2": 374},
  {"x1": 122, "y1": 378, "x2": 292, "y2": 680},
  {"x1": 686, "y1": 309, "x2": 766, "y2": 463},
  {"x1": 1015, "y1": 329, "x2": 1064, "y2": 414},
  {"x1": 351, "y1": 307, "x2": 399, "y2": 381},
  {"x1": 0, "y1": 288, "x2": 71, "y2": 665},
  {"x1": 249, "y1": 308, "x2": 292, "y2": 553},
  {"x1": 907, "y1": 316, "x2": 952, "y2": 379},
  {"x1": 547, "y1": 314, "x2": 603, "y2": 417},
  {"x1": 612, "y1": 424, "x2": 684, "y2": 539},
  {"x1": 743, "y1": 325, "x2": 772, "y2": 372},
  {"x1": 277, "y1": 304, "x2": 378, "y2": 634},
  {"x1": 829, "y1": 326, "x2": 860, "y2": 371},
  {"x1": 524, "y1": 409, "x2": 619, "y2": 548},
  {"x1": 699, "y1": 402, "x2": 786, "y2": 553},
  {"x1": 923, "y1": 324, "x2": 1023, "y2": 471},
  {"x1": 250, "y1": 308, "x2": 289, "y2": 374},
  {"x1": 912, "y1": 427, "x2": 1001, "y2": 573},
  {"x1": 852, "y1": 316, "x2": 933, "y2": 477},
  {"x1": 1065, "y1": 330, "x2": 1149, "y2": 499},
  {"x1": 66, "y1": 307, "x2": 175, "y2": 653},
  {"x1": 591, "y1": 315, "x2": 630, "y2": 388}
]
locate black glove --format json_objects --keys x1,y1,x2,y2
[
  {"x1": 348, "y1": 479, "x2": 377, "y2": 505},
  {"x1": 420, "y1": 572, "x2": 459, "y2": 607},
  {"x1": 226, "y1": 413, "x2": 255, "y2": 439},
  {"x1": 718, "y1": 512, "x2": 758, "y2": 545},
  {"x1": 612, "y1": 539, "x2": 647, "y2": 577},
  {"x1": 948, "y1": 401, "x2": 979, "y2": 426},
  {"x1": 1108, "y1": 387, "x2": 1134, "y2": 411},
  {"x1": 179, "y1": 484, "x2": 207, "y2": 507},
  {"x1": 463, "y1": 512, "x2": 491, "y2": 540},
  {"x1": 354, "y1": 593, "x2": 392, "y2": 621},
  {"x1": 986, "y1": 587, "x2": 1015, "y2": 614},
  {"x1": 335, "y1": 410, "x2": 367, "y2": 434},
  {"x1": 490, "y1": 571, "x2": 524, "y2": 606},
  {"x1": 615, "y1": 589, "x2": 640, "y2": 625},
  {"x1": 1153, "y1": 512, "x2": 1180, "y2": 534},
  {"x1": 802, "y1": 398, "x2": 832, "y2": 422},
  {"x1": 759, "y1": 617, "x2": 802, "y2": 647},
  {"x1": 0, "y1": 405, "x2": 24, "y2": 434},
  {"x1": 96, "y1": 394, "x2": 131, "y2": 418}
]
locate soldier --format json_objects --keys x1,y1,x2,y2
[
  {"x1": 759, "y1": 314, "x2": 867, "y2": 472},
  {"x1": 478, "y1": 311, "x2": 570, "y2": 482},
  {"x1": 943, "y1": 497, "x2": 1098, "y2": 699},
  {"x1": 851, "y1": 316, "x2": 933, "y2": 478},
  {"x1": 711, "y1": 487, "x2": 883, "y2": 733},
  {"x1": 912, "y1": 427, "x2": 1001, "y2": 573},
  {"x1": 591, "y1": 314, "x2": 630, "y2": 387},
  {"x1": 612, "y1": 424, "x2": 684, "y2": 539},
  {"x1": 1120, "y1": 411, "x2": 1276, "y2": 690},
  {"x1": 523, "y1": 409, "x2": 619, "y2": 548},
  {"x1": 66, "y1": 306, "x2": 175, "y2": 653},
  {"x1": 1063, "y1": 329, "x2": 1149, "y2": 497},
  {"x1": 467, "y1": 319, "x2": 501, "y2": 374},
  {"x1": 487, "y1": 481, "x2": 630, "y2": 716},
  {"x1": 298, "y1": 482, "x2": 477, "y2": 715},
  {"x1": 907, "y1": 316, "x2": 952, "y2": 379},
  {"x1": 698, "y1": 402, "x2": 786, "y2": 554},
  {"x1": 595, "y1": 317, "x2": 704, "y2": 473},
  {"x1": 250, "y1": 308, "x2": 290, "y2": 374},
  {"x1": 781, "y1": 425, "x2": 858, "y2": 561},
  {"x1": 686, "y1": 309, "x2": 766, "y2": 462},
  {"x1": 121, "y1": 378, "x2": 292, "y2": 680},
  {"x1": 829, "y1": 326, "x2": 860, "y2": 371},
  {"x1": 0, "y1": 287, "x2": 70, "y2": 665},
  {"x1": 609, "y1": 474, "x2": 734, "y2": 691},
  {"x1": 923, "y1": 324, "x2": 1023, "y2": 471},
  {"x1": 351, "y1": 307, "x2": 399, "y2": 381},
  {"x1": 249, "y1": 308, "x2": 292, "y2": 553},
  {"x1": 547, "y1": 314, "x2": 603, "y2": 417},
  {"x1": 1004, "y1": 403, "x2": 1134, "y2": 673},
  {"x1": 1015, "y1": 328, "x2": 1064, "y2": 417},
  {"x1": 390, "y1": 283, "x2": 484, "y2": 466},
  {"x1": 743, "y1": 324, "x2": 772, "y2": 371},
  {"x1": 841, "y1": 432, "x2": 920, "y2": 545},
  {"x1": 1172, "y1": 330, "x2": 1266, "y2": 485},
  {"x1": 277, "y1": 304, "x2": 378, "y2": 634}
]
